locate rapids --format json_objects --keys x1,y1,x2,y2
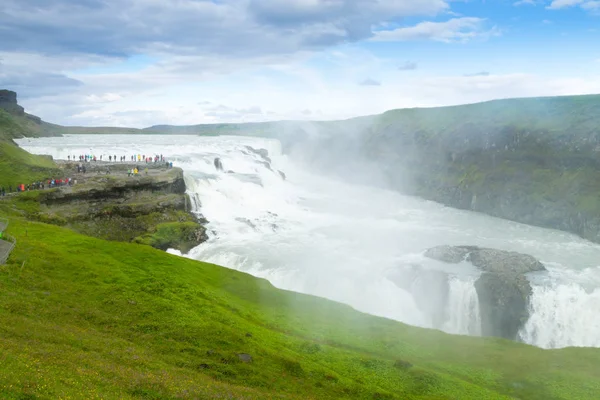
[{"x1": 16, "y1": 134, "x2": 600, "y2": 349}]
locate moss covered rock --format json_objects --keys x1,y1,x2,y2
[{"x1": 134, "y1": 221, "x2": 208, "y2": 254}]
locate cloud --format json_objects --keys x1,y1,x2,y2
[
  {"x1": 463, "y1": 71, "x2": 490, "y2": 77},
  {"x1": 372, "y1": 18, "x2": 499, "y2": 43},
  {"x1": 0, "y1": 0, "x2": 450, "y2": 58},
  {"x1": 0, "y1": 0, "x2": 464, "y2": 121},
  {"x1": 398, "y1": 61, "x2": 418, "y2": 71},
  {"x1": 582, "y1": 1, "x2": 600, "y2": 10},
  {"x1": 546, "y1": 0, "x2": 600, "y2": 10},
  {"x1": 359, "y1": 78, "x2": 381, "y2": 86},
  {"x1": 514, "y1": 0, "x2": 538, "y2": 5}
]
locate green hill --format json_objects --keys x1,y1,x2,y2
[
  {"x1": 0, "y1": 109, "x2": 61, "y2": 188},
  {"x1": 1, "y1": 211, "x2": 599, "y2": 400},
  {"x1": 1, "y1": 95, "x2": 600, "y2": 399},
  {"x1": 359, "y1": 94, "x2": 600, "y2": 243}
]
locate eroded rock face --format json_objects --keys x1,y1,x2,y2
[
  {"x1": 34, "y1": 165, "x2": 208, "y2": 252},
  {"x1": 0, "y1": 89, "x2": 25, "y2": 116},
  {"x1": 424, "y1": 245, "x2": 546, "y2": 340}
]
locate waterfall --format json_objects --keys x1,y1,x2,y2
[
  {"x1": 519, "y1": 284, "x2": 600, "y2": 349},
  {"x1": 443, "y1": 277, "x2": 481, "y2": 336}
]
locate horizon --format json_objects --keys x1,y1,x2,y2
[
  {"x1": 25, "y1": 91, "x2": 598, "y2": 129},
  {"x1": 1, "y1": 0, "x2": 599, "y2": 128}
]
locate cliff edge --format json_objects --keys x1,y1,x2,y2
[{"x1": 27, "y1": 162, "x2": 207, "y2": 253}]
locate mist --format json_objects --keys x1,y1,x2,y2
[{"x1": 17, "y1": 131, "x2": 600, "y2": 349}]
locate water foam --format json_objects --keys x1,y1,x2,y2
[{"x1": 16, "y1": 134, "x2": 600, "y2": 349}]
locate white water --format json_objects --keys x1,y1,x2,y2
[{"x1": 16, "y1": 134, "x2": 600, "y2": 349}]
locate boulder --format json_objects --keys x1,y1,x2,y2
[
  {"x1": 424, "y1": 245, "x2": 477, "y2": 263},
  {"x1": 424, "y1": 245, "x2": 546, "y2": 340}
]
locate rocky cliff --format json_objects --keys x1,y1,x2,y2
[
  {"x1": 30, "y1": 162, "x2": 207, "y2": 253},
  {"x1": 0, "y1": 89, "x2": 42, "y2": 125},
  {"x1": 361, "y1": 94, "x2": 600, "y2": 243}
]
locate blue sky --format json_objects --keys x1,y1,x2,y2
[{"x1": 0, "y1": 0, "x2": 599, "y2": 127}]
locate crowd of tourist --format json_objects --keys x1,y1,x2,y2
[
  {"x1": 1, "y1": 153, "x2": 176, "y2": 198},
  {"x1": 67, "y1": 154, "x2": 168, "y2": 163},
  {"x1": 0, "y1": 177, "x2": 75, "y2": 196}
]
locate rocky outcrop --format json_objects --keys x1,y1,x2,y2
[
  {"x1": 425, "y1": 245, "x2": 546, "y2": 340},
  {"x1": 33, "y1": 163, "x2": 207, "y2": 253},
  {"x1": 0, "y1": 90, "x2": 24, "y2": 116}
]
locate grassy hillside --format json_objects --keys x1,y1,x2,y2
[
  {"x1": 0, "y1": 211, "x2": 599, "y2": 399},
  {"x1": 375, "y1": 94, "x2": 600, "y2": 142},
  {"x1": 0, "y1": 109, "x2": 61, "y2": 188},
  {"x1": 2, "y1": 94, "x2": 600, "y2": 399}
]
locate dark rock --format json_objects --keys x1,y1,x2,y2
[
  {"x1": 236, "y1": 218, "x2": 256, "y2": 229},
  {"x1": 393, "y1": 360, "x2": 413, "y2": 370},
  {"x1": 206, "y1": 350, "x2": 215, "y2": 356},
  {"x1": 244, "y1": 146, "x2": 271, "y2": 162},
  {"x1": 475, "y1": 273, "x2": 532, "y2": 339},
  {"x1": 214, "y1": 157, "x2": 223, "y2": 171},
  {"x1": 467, "y1": 248, "x2": 545, "y2": 275},
  {"x1": 198, "y1": 363, "x2": 209, "y2": 369},
  {"x1": 424, "y1": 245, "x2": 478, "y2": 263},
  {"x1": 256, "y1": 160, "x2": 272, "y2": 170},
  {"x1": 245, "y1": 332, "x2": 253, "y2": 338},
  {"x1": 0, "y1": 90, "x2": 24, "y2": 116},
  {"x1": 0, "y1": 89, "x2": 17, "y2": 104},
  {"x1": 237, "y1": 353, "x2": 252, "y2": 363},
  {"x1": 278, "y1": 170, "x2": 286, "y2": 180},
  {"x1": 424, "y1": 245, "x2": 546, "y2": 341}
]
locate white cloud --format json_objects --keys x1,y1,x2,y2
[
  {"x1": 359, "y1": 78, "x2": 381, "y2": 86},
  {"x1": 546, "y1": 0, "x2": 599, "y2": 10},
  {"x1": 372, "y1": 18, "x2": 499, "y2": 43},
  {"x1": 582, "y1": 1, "x2": 600, "y2": 10},
  {"x1": 514, "y1": 0, "x2": 538, "y2": 5}
]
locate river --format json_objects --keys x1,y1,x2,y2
[{"x1": 16, "y1": 134, "x2": 600, "y2": 349}]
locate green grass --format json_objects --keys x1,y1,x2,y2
[
  {"x1": 0, "y1": 110, "x2": 62, "y2": 188},
  {"x1": 0, "y1": 213, "x2": 599, "y2": 399}
]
